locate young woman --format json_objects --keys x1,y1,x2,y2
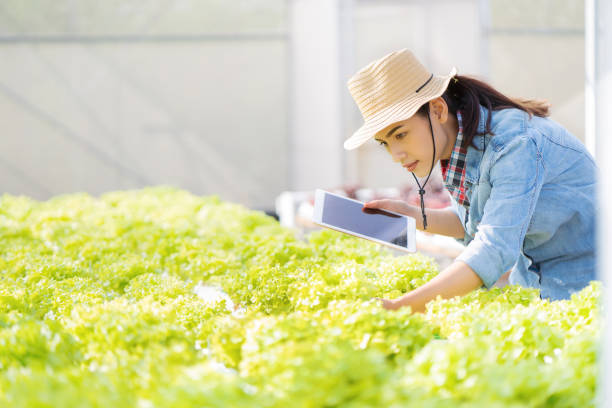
[{"x1": 344, "y1": 49, "x2": 596, "y2": 312}]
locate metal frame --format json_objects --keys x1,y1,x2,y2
[{"x1": 0, "y1": 33, "x2": 288, "y2": 44}]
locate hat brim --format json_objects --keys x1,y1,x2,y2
[{"x1": 343, "y1": 67, "x2": 457, "y2": 150}]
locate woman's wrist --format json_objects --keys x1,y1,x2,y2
[{"x1": 406, "y1": 205, "x2": 424, "y2": 230}]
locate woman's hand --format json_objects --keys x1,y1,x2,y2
[
  {"x1": 375, "y1": 297, "x2": 403, "y2": 310},
  {"x1": 363, "y1": 199, "x2": 415, "y2": 217},
  {"x1": 365, "y1": 198, "x2": 465, "y2": 238},
  {"x1": 375, "y1": 261, "x2": 484, "y2": 313}
]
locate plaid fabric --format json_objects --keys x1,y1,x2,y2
[{"x1": 440, "y1": 110, "x2": 470, "y2": 208}]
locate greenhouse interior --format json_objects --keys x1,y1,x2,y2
[{"x1": 1, "y1": 0, "x2": 611, "y2": 406}]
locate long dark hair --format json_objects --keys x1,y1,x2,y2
[{"x1": 417, "y1": 75, "x2": 551, "y2": 149}]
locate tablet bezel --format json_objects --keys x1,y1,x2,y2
[{"x1": 312, "y1": 189, "x2": 416, "y2": 253}]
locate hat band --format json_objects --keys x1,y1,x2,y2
[{"x1": 415, "y1": 74, "x2": 433, "y2": 93}]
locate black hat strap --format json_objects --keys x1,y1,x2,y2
[{"x1": 410, "y1": 110, "x2": 436, "y2": 230}]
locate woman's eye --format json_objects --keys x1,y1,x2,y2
[
  {"x1": 377, "y1": 140, "x2": 387, "y2": 147},
  {"x1": 395, "y1": 132, "x2": 406, "y2": 140}
]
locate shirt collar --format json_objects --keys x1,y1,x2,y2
[{"x1": 441, "y1": 110, "x2": 467, "y2": 182}]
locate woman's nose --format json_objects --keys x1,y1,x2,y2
[{"x1": 391, "y1": 149, "x2": 407, "y2": 162}]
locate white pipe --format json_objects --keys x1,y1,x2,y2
[
  {"x1": 289, "y1": 0, "x2": 344, "y2": 191},
  {"x1": 594, "y1": 0, "x2": 612, "y2": 406}
]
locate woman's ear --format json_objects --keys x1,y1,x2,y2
[{"x1": 429, "y1": 97, "x2": 448, "y2": 123}]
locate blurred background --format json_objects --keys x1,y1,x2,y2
[{"x1": 0, "y1": 0, "x2": 588, "y2": 214}]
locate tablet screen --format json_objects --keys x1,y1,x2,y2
[{"x1": 321, "y1": 193, "x2": 409, "y2": 248}]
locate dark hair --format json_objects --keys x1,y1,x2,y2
[{"x1": 417, "y1": 75, "x2": 551, "y2": 149}]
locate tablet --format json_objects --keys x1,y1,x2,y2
[{"x1": 312, "y1": 189, "x2": 416, "y2": 253}]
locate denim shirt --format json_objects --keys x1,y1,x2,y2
[{"x1": 450, "y1": 105, "x2": 597, "y2": 300}]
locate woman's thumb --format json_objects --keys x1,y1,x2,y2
[
  {"x1": 363, "y1": 199, "x2": 389, "y2": 209},
  {"x1": 363, "y1": 199, "x2": 408, "y2": 215}
]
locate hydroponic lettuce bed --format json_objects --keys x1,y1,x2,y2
[{"x1": 0, "y1": 188, "x2": 599, "y2": 407}]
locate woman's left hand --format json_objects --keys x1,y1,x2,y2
[{"x1": 375, "y1": 297, "x2": 402, "y2": 310}]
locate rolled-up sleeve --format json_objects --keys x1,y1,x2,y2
[{"x1": 456, "y1": 135, "x2": 544, "y2": 288}]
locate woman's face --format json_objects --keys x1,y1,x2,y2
[{"x1": 373, "y1": 98, "x2": 457, "y2": 178}]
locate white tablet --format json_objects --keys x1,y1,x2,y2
[{"x1": 312, "y1": 189, "x2": 416, "y2": 253}]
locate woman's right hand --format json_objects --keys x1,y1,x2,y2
[
  {"x1": 362, "y1": 199, "x2": 416, "y2": 217},
  {"x1": 365, "y1": 198, "x2": 466, "y2": 238}
]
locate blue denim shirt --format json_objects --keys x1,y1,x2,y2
[{"x1": 450, "y1": 105, "x2": 597, "y2": 300}]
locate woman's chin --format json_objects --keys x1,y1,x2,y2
[{"x1": 412, "y1": 169, "x2": 428, "y2": 178}]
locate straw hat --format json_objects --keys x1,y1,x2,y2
[{"x1": 344, "y1": 49, "x2": 457, "y2": 150}]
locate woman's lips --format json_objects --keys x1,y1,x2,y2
[{"x1": 403, "y1": 160, "x2": 419, "y2": 172}]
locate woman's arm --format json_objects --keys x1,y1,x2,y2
[
  {"x1": 379, "y1": 260, "x2": 483, "y2": 312},
  {"x1": 363, "y1": 199, "x2": 465, "y2": 238}
]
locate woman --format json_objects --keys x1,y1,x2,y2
[{"x1": 344, "y1": 49, "x2": 596, "y2": 312}]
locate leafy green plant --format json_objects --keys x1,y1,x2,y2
[{"x1": 0, "y1": 187, "x2": 600, "y2": 407}]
